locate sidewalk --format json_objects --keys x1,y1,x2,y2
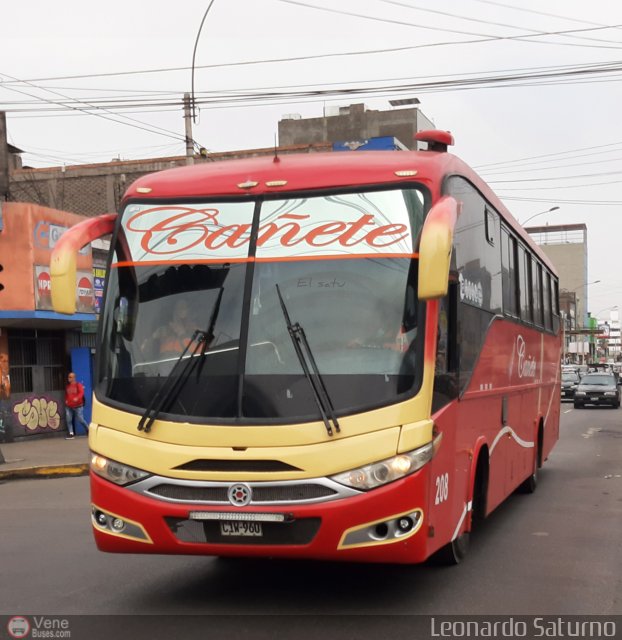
[{"x1": 0, "y1": 435, "x2": 90, "y2": 481}]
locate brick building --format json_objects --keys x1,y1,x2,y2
[{"x1": 8, "y1": 144, "x2": 333, "y2": 218}]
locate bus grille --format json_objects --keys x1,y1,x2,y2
[
  {"x1": 174, "y1": 459, "x2": 301, "y2": 472},
  {"x1": 147, "y1": 483, "x2": 338, "y2": 504}
]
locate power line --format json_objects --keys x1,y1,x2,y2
[
  {"x1": 3, "y1": 59, "x2": 620, "y2": 106},
  {"x1": 4, "y1": 60, "x2": 622, "y2": 116},
  {"x1": 470, "y1": 0, "x2": 622, "y2": 31},
  {"x1": 489, "y1": 169, "x2": 622, "y2": 183},
  {"x1": 473, "y1": 141, "x2": 622, "y2": 169},
  {"x1": 376, "y1": 0, "x2": 622, "y2": 45},
  {"x1": 276, "y1": 0, "x2": 622, "y2": 50},
  {"x1": 0, "y1": 71, "x2": 188, "y2": 143},
  {"x1": 2, "y1": 19, "x2": 622, "y2": 91},
  {"x1": 495, "y1": 179, "x2": 622, "y2": 190},
  {"x1": 479, "y1": 155, "x2": 622, "y2": 176},
  {"x1": 500, "y1": 195, "x2": 622, "y2": 205}
]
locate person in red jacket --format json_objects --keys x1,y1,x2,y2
[{"x1": 65, "y1": 372, "x2": 89, "y2": 439}]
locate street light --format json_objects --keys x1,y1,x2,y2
[
  {"x1": 594, "y1": 305, "x2": 618, "y2": 317},
  {"x1": 521, "y1": 206, "x2": 560, "y2": 226},
  {"x1": 577, "y1": 279, "x2": 601, "y2": 291}
]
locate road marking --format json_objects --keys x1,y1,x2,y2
[{"x1": 582, "y1": 427, "x2": 602, "y2": 439}]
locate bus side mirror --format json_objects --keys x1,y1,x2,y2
[
  {"x1": 114, "y1": 296, "x2": 137, "y2": 341},
  {"x1": 51, "y1": 213, "x2": 117, "y2": 315},
  {"x1": 418, "y1": 197, "x2": 458, "y2": 300}
]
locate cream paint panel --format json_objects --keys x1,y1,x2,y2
[
  {"x1": 90, "y1": 383, "x2": 434, "y2": 448},
  {"x1": 397, "y1": 419, "x2": 434, "y2": 453},
  {"x1": 90, "y1": 422, "x2": 403, "y2": 480}
]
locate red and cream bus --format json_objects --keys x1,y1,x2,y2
[{"x1": 51, "y1": 130, "x2": 561, "y2": 564}]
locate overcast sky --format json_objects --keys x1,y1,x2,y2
[{"x1": 2, "y1": 0, "x2": 622, "y2": 318}]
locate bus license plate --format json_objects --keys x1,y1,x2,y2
[{"x1": 220, "y1": 521, "x2": 263, "y2": 537}]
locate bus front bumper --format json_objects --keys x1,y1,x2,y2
[{"x1": 90, "y1": 471, "x2": 431, "y2": 564}]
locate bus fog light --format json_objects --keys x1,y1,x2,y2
[
  {"x1": 339, "y1": 509, "x2": 423, "y2": 548},
  {"x1": 111, "y1": 518, "x2": 125, "y2": 531},
  {"x1": 91, "y1": 505, "x2": 150, "y2": 542},
  {"x1": 397, "y1": 517, "x2": 413, "y2": 532}
]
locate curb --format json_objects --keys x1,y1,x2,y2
[{"x1": 0, "y1": 463, "x2": 89, "y2": 481}]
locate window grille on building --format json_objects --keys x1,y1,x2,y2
[{"x1": 8, "y1": 329, "x2": 65, "y2": 394}]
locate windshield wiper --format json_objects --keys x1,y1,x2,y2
[
  {"x1": 275, "y1": 284, "x2": 340, "y2": 437},
  {"x1": 137, "y1": 288, "x2": 224, "y2": 433}
]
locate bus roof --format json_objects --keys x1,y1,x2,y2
[{"x1": 124, "y1": 149, "x2": 557, "y2": 276}]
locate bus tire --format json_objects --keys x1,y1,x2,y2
[
  {"x1": 519, "y1": 426, "x2": 542, "y2": 494},
  {"x1": 431, "y1": 451, "x2": 487, "y2": 566},
  {"x1": 432, "y1": 532, "x2": 470, "y2": 566}
]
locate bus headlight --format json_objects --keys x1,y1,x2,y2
[
  {"x1": 330, "y1": 443, "x2": 433, "y2": 490},
  {"x1": 91, "y1": 453, "x2": 150, "y2": 486}
]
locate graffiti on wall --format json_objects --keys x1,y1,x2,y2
[
  {"x1": 0, "y1": 351, "x2": 10, "y2": 399},
  {"x1": 13, "y1": 396, "x2": 61, "y2": 431}
]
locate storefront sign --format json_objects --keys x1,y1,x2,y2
[
  {"x1": 34, "y1": 221, "x2": 90, "y2": 254},
  {"x1": 93, "y1": 267, "x2": 106, "y2": 314},
  {"x1": 34, "y1": 265, "x2": 95, "y2": 312}
]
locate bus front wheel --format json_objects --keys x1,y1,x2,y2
[
  {"x1": 519, "y1": 427, "x2": 542, "y2": 494},
  {"x1": 432, "y1": 531, "x2": 470, "y2": 565}
]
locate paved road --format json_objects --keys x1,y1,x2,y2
[{"x1": 0, "y1": 405, "x2": 620, "y2": 621}]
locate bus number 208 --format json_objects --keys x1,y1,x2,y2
[{"x1": 435, "y1": 473, "x2": 449, "y2": 505}]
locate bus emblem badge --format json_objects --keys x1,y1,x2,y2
[{"x1": 228, "y1": 484, "x2": 252, "y2": 507}]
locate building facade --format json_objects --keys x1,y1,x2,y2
[
  {"x1": 278, "y1": 102, "x2": 434, "y2": 151},
  {"x1": 525, "y1": 223, "x2": 597, "y2": 363},
  {"x1": 0, "y1": 202, "x2": 97, "y2": 441}
]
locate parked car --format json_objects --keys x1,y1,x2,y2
[
  {"x1": 561, "y1": 371, "x2": 581, "y2": 400},
  {"x1": 573, "y1": 373, "x2": 621, "y2": 409}
]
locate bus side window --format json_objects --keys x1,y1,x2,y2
[
  {"x1": 445, "y1": 281, "x2": 459, "y2": 374},
  {"x1": 532, "y1": 261, "x2": 544, "y2": 327},
  {"x1": 501, "y1": 227, "x2": 519, "y2": 318},
  {"x1": 432, "y1": 283, "x2": 459, "y2": 412},
  {"x1": 543, "y1": 270, "x2": 553, "y2": 331}
]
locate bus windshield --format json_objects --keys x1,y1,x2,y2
[{"x1": 97, "y1": 186, "x2": 427, "y2": 423}]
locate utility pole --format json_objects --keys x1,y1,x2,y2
[
  {"x1": 562, "y1": 312, "x2": 566, "y2": 364},
  {"x1": 183, "y1": 93, "x2": 195, "y2": 165},
  {"x1": 0, "y1": 111, "x2": 8, "y2": 200}
]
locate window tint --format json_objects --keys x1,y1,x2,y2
[
  {"x1": 517, "y1": 244, "x2": 532, "y2": 323},
  {"x1": 532, "y1": 261, "x2": 543, "y2": 327},
  {"x1": 552, "y1": 277, "x2": 560, "y2": 333},
  {"x1": 446, "y1": 177, "x2": 502, "y2": 314},
  {"x1": 543, "y1": 271, "x2": 552, "y2": 331},
  {"x1": 501, "y1": 227, "x2": 518, "y2": 317}
]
